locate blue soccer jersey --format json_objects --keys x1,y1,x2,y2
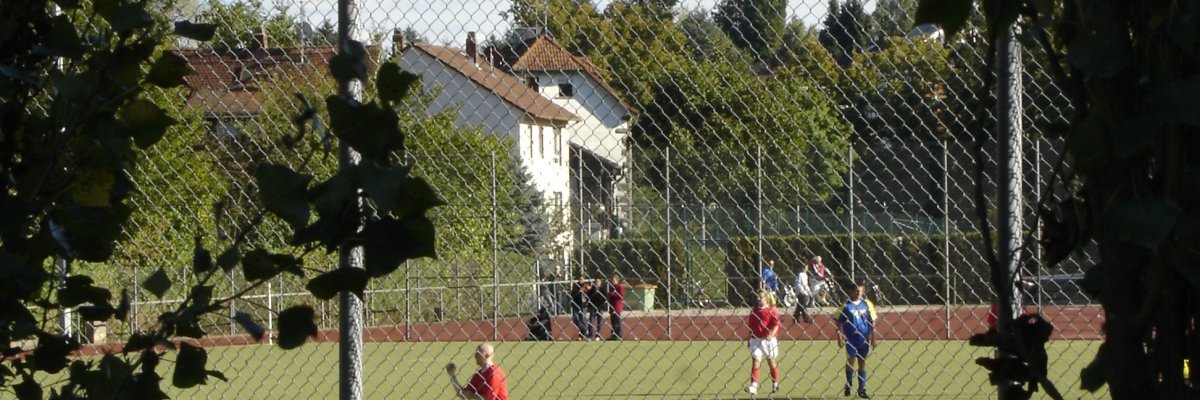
[{"x1": 837, "y1": 299, "x2": 876, "y2": 342}]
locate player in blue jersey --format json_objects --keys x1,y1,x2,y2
[{"x1": 836, "y1": 284, "x2": 877, "y2": 398}]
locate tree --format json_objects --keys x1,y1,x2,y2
[
  {"x1": 502, "y1": 0, "x2": 602, "y2": 51},
  {"x1": 678, "y1": 8, "x2": 743, "y2": 63},
  {"x1": 1, "y1": 1, "x2": 440, "y2": 397},
  {"x1": 195, "y1": 0, "x2": 302, "y2": 49},
  {"x1": 867, "y1": 0, "x2": 918, "y2": 39},
  {"x1": 918, "y1": 0, "x2": 1200, "y2": 398},
  {"x1": 713, "y1": 0, "x2": 788, "y2": 59},
  {"x1": 818, "y1": 0, "x2": 869, "y2": 66},
  {"x1": 505, "y1": 162, "x2": 552, "y2": 256}
]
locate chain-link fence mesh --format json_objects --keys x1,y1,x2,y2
[{"x1": 61, "y1": 0, "x2": 1105, "y2": 398}]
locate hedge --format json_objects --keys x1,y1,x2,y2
[{"x1": 573, "y1": 239, "x2": 686, "y2": 307}]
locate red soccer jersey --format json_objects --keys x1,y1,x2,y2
[
  {"x1": 748, "y1": 305, "x2": 780, "y2": 338},
  {"x1": 466, "y1": 364, "x2": 509, "y2": 400},
  {"x1": 609, "y1": 284, "x2": 626, "y2": 313}
]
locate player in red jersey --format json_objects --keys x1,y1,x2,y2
[
  {"x1": 446, "y1": 342, "x2": 509, "y2": 400},
  {"x1": 746, "y1": 289, "x2": 782, "y2": 394}
]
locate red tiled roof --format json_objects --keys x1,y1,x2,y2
[
  {"x1": 175, "y1": 46, "x2": 337, "y2": 116},
  {"x1": 490, "y1": 33, "x2": 638, "y2": 115},
  {"x1": 409, "y1": 43, "x2": 578, "y2": 123}
]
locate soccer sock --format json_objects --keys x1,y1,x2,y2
[
  {"x1": 751, "y1": 367, "x2": 760, "y2": 383},
  {"x1": 845, "y1": 367, "x2": 854, "y2": 388},
  {"x1": 857, "y1": 370, "x2": 868, "y2": 391},
  {"x1": 770, "y1": 366, "x2": 779, "y2": 382}
]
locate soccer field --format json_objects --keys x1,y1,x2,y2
[{"x1": 163, "y1": 340, "x2": 1108, "y2": 399}]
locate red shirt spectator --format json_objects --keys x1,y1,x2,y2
[
  {"x1": 466, "y1": 364, "x2": 509, "y2": 400},
  {"x1": 609, "y1": 281, "x2": 626, "y2": 313},
  {"x1": 748, "y1": 305, "x2": 780, "y2": 339}
]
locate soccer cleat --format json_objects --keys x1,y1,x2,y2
[
  {"x1": 772, "y1": 383, "x2": 780, "y2": 393},
  {"x1": 857, "y1": 390, "x2": 870, "y2": 399},
  {"x1": 844, "y1": 386, "x2": 851, "y2": 397},
  {"x1": 746, "y1": 382, "x2": 758, "y2": 394}
]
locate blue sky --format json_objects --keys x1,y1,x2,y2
[{"x1": 259, "y1": 0, "x2": 867, "y2": 46}]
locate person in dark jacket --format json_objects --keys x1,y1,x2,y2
[
  {"x1": 525, "y1": 307, "x2": 552, "y2": 341},
  {"x1": 587, "y1": 277, "x2": 608, "y2": 341},
  {"x1": 608, "y1": 274, "x2": 626, "y2": 340},
  {"x1": 570, "y1": 276, "x2": 591, "y2": 340}
]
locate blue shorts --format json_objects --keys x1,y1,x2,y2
[{"x1": 846, "y1": 339, "x2": 870, "y2": 359}]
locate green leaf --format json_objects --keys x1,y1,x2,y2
[
  {"x1": 100, "y1": 3, "x2": 153, "y2": 33},
  {"x1": 77, "y1": 304, "x2": 115, "y2": 321},
  {"x1": 39, "y1": 15, "x2": 85, "y2": 59},
  {"x1": 33, "y1": 333, "x2": 78, "y2": 373},
  {"x1": 0, "y1": 252, "x2": 49, "y2": 300},
  {"x1": 173, "y1": 21, "x2": 216, "y2": 42},
  {"x1": 306, "y1": 268, "x2": 370, "y2": 300},
  {"x1": 1066, "y1": 115, "x2": 1110, "y2": 175},
  {"x1": 124, "y1": 333, "x2": 156, "y2": 353},
  {"x1": 392, "y1": 177, "x2": 445, "y2": 219},
  {"x1": 914, "y1": 0, "x2": 973, "y2": 38},
  {"x1": 376, "y1": 63, "x2": 421, "y2": 106},
  {"x1": 981, "y1": 0, "x2": 1020, "y2": 39},
  {"x1": 59, "y1": 275, "x2": 112, "y2": 307},
  {"x1": 216, "y1": 246, "x2": 241, "y2": 273},
  {"x1": 172, "y1": 343, "x2": 208, "y2": 388},
  {"x1": 273, "y1": 253, "x2": 304, "y2": 277},
  {"x1": 329, "y1": 40, "x2": 368, "y2": 83},
  {"x1": 145, "y1": 52, "x2": 194, "y2": 88},
  {"x1": 1080, "y1": 343, "x2": 1110, "y2": 391},
  {"x1": 120, "y1": 99, "x2": 176, "y2": 149},
  {"x1": 241, "y1": 249, "x2": 278, "y2": 281},
  {"x1": 207, "y1": 370, "x2": 228, "y2": 382},
  {"x1": 233, "y1": 312, "x2": 265, "y2": 342},
  {"x1": 1109, "y1": 197, "x2": 1181, "y2": 251},
  {"x1": 1148, "y1": 76, "x2": 1200, "y2": 126},
  {"x1": 363, "y1": 215, "x2": 437, "y2": 277},
  {"x1": 357, "y1": 162, "x2": 411, "y2": 213},
  {"x1": 277, "y1": 306, "x2": 318, "y2": 350},
  {"x1": 189, "y1": 285, "x2": 214, "y2": 309},
  {"x1": 1172, "y1": 214, "x2": 1200, "y2": 286},
  {"x1": 116, "y1": 289, "x2": 130, "y2": 321},
  {"x1": 309, "y1": 170, "x2": 356, "y2": 217},
  {"x1": 1113, "y1": 115, "x2": 1159, "y2": 158},
  {"x1": 326, "y1": 97, "x2": 403, "y2": 162},
  {"x1": 256, "y1": 164, "x2": 313, "y2": 229},
  {"x1": 14, "y1": 376, "x2": 41, "y2": 400},
  {"x1": 143, "y1": 267, "x2": 172, "y2": 299},
  {"x1": 0, "y1": 65, "x2": 40, "y2": 87},
  {"x1": 52, "y1": 0, "x2": 81, "y2": 9},
  {"x1": 50, "y1": 203, "x2": 132, "y2": 262},
  {"x1": 193, "y1": 238, "x2": 213, "y2": 274},
  {"x1": 1068, "y1": 30, "x2": 1132, "y2": 79}
]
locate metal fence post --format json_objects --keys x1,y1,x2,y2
[
  {"x1": 943, "y1": 140, "x2": 952, "y2": 339},
  {"x1": 995, "y1": 22, "x2": 1025, "y2": 400},
  {"x1": 337, "y1": 0, "x2": 365, "y2": 398},
  {"x1": 491, "y1": 151, "x2": 499, "y2": 340},
  {"x1": 665, "y1": 147, "x2": 672, "y2": 338},
  {"x1": 848, "y1": 142, "x2": 856, "y2": 285}
]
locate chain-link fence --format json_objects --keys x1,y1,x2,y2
[{"x1": 59, "y1": 0, "x2": 1106, "y2": 398}]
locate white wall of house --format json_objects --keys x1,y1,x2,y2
[{"x1": 530, "y1": 71, "x2": 630, "y2": 168}]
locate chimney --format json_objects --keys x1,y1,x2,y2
[
  {"x1": 251, "y1": 27, "x2": 267, "y2": 50},
  {"x1": 465, "y1": 31, "x2": 478, "y2": 66},
  {"x1": 392, "y1": 28, "x2": 405, "y2": 54}
]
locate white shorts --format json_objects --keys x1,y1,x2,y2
[{"x1": 748, "y1": 337, "x2": 779, "y2": 360}]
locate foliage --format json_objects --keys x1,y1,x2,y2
[
  {"x1": 579, "y1": 0, "x2": 691, "y2": 105},
  {"x1": 713, "y1": 0, "x2": 788, "y2": 60},
  {"x1": 195, "y1": 0, "x2": 303, "y2": 49},
  {"x1": 632, "y1": 60, "x2": 851, "y2": 206},
  {"x1": 574, "y1": 239, "x2": 685, "y2": 305},
  {"x1": 918, "y1": 0, "x2": 1200, "y2": 397},
  {"x1": 0, "y1": 1, "x2": 441, "y2": 397},
  {"x1": 502, "y1": 0, "x2": 602, "y2": 51},
  {"x1": 677, "y1": 8, "x2": 742, "y2": 63},
  {"x1": 818, "y1": 0, "x2": 869, "y2": 66}
]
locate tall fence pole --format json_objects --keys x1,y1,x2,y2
[
  {"x1": 337, "y1": 0, "x2": 365, "y2": 398},
  {"x1": 665, "y1": 147, "x2": 672, "y2": 338},
  {"x1": 943, "y1": 140, "x2": 952, "y2": 339},
  {"x1": 405, "y1": 260, "x2": 410, "y2": 341},
  {"x1": 491, "y1": 151, "x2": 499, "y2": 340},
  {"x1": 58, "y1": 258, "x2": 72, "y2": 337},
  {"x1": 848, "y1": 142, "x2": 856, "y2": 285},
  {"x1": 995, "y1": 22, "x2": 1025, "y2": 400},
  {"x1": 756, "y1": 145, "x2": 763, "y2": 289}
]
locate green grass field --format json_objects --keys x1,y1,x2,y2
[{"x1": 153, "y1": 340, "x2": 1108, "y2": 399}]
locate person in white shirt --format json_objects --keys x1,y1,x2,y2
[{"x1": 792, "y1": 263, "x2": 814, "y2": 323}]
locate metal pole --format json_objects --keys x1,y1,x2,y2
[
  {"x1": 995, "y1": 23, "x2": 1025, "y2": 400},
  {"x1": 848, "y1": 143, "x2": 856, "y2": 284},
  {"x1": 1034, "y1": 140, "x2": 1043, "y2": 312},
  {"x1": 58, "y1": 258, "x2": 72, "y2": 338},
  {"x1": 337, "y1": 0, "x2": 365, "y2": 398},
  {"x1": 665, "y1": 147, "x2": 672, "y2": 338},
  {"x1": 404, "y1": 260, "x2": 410, "y2": 341},
  {"x1": 267, "y1": 281, "x2": 274, "y2": 345},
  {"x1": 491, "y1": 152, "x2": 499, "y2": 340},
  {"x1": 943, "y1": 140, "x2": 952, "y2": 339},
  {"x1": 756, "y1": 145, "x2": 764, "y2": 287}
]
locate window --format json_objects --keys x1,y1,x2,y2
[
  {"x1": 527, "y1": 125, "x2": 534, "y2": 157},
  {"x1": 553, "y1": 127, "x2": 562, "y2": 164},
  {"x1": 554, "y1": 192, "x2": 563, "y2": 214},
  {"x1": 539, "y1": 126, "x2": 545, "y2": 158},
  {"x1": 557, "y1": 83, "x2": 573, "y2": 98},
  {"x1": 525, "y1": 76, "x2": 538, "y2": 89}
]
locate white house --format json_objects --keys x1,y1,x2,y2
[
  {"x1": 487, "y1": 31, "x2": 638, "y2": 240},
  {"x1": 398, "y1": 33, "x2": 579, "y2": 260}
]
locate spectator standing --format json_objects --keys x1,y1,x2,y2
[
  {"x1": 792, "y1": 263, "x2": 814, "y2": 323},
  {"x1": 587, "y1": 277, "x2": 608, "y2": 341},
  {"x1": 761, "y1": 259, "x2": 781, "y2": 294},
  {"x1": 810, "y1": 256, "x2": 833, "y2": 306},
  {"x1": 570, "y1": 276, "x2": 590, "y2": 340},
  {"x1": 446, "y1": 342, "x2": 509, "y2": 400},
  {"x1": 538, "y1": 266, "x2": 559, "y2": 315},
  {"x1": 608, "y1": 275, "x2": 626, "y2": 340},
  {"x1": 525, "y1": 307, "x2": 552, "y2": 341}
]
